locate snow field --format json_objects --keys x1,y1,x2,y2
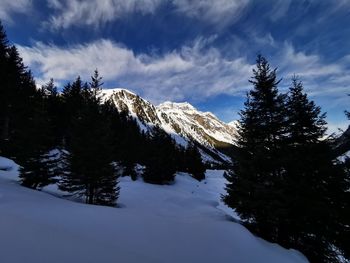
[{"x1": 0, "y1": 156, "x2": 307, "y2": 263}]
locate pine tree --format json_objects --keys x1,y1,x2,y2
[
  {"x1": 43, "y1": 79, "x2": 65, "y2": 147},
  {"x1": 185, "y1": 143, "x2": 205, "y2": 181},
  {"x1": 0, "y1": 22, "x2": 55, "y2": 187},
  {"x1": 143, "y1": 127, "x2": 177, "y2": 184},
  {"x1": 223, "y1": 59, "x2": 349, "y2": 263},
  {"x1": 283, "y1": 78, "x2": 349, "y2": 262},
  {"x1": 59, "y1": 75, "x2": 119, "y2": 206},
  {"x1": 286, "y1": 77, "x2": 327, "y2": 144},
  {"x1": 223, "y1": 55, "x2": 287, "y2": 240},
  {"x1": 0, "y1": 21, "x2": 9, "y2": 54},
  {"x1": 18, "y1": 81, "x2": 60, "y2": 189},
  {"x1": 90, "y1": 69, "x2": 103, "y2": 98}
]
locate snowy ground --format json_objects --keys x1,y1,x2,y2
[{"x1": 0, "y1": 156, "x2": 308, "y2": 263}]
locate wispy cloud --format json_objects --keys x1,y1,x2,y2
[
  {"x1": 17, "y1": 38, "x2": 253, "y2": 103},
  {"x1": 0, "y1": 0, "x2": 32, "y2": 24},
  {"x1": 45, "y1": 0, "x2": 250, "y2": 30},
  {"x1": 276, "y1": 42, "x2": 349, "y2": 96},
  {"x1": 17, "y1": 36, "x2": 350, "y2": 105},
  {"x1": 46, "y1": 0, "x2": 163, "y2": 29}
]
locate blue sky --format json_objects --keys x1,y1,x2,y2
[{"x1": 1, "y1": 0, "x2": 349, "y2": 132}]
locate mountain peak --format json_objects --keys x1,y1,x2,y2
[
  {"x1": 101, "y1": 88, "x2": 138, "y2": 98},
  {"x1": 101, "y1": 88, "x2": 238, "y2": 164},
  {"x1": 158, "y1": 102, "x2": 197, "y2": 113}
]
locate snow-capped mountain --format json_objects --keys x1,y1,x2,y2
[
  {"x1": 101, "y1": 89, "x2": 162, "y2": 130},
  {"x1": 101, "y1": 89, "x2": 238, "y2": 164}
]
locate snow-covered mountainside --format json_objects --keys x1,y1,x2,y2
[
  {"x1": 101, "y1": 89, "x2": 237, "y2": 164},
  {"x1": 102, "y1": 89, "x2": 162, "y2": 130},
  {"x1": 157, "y1": 101, "x2": 237, "y2": 147},
  {"x1": 0, "y1": 156, "x2": 308, "y2": 263}
]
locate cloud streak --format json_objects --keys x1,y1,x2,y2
[
  {"x1": 275, "y1": 42, "x2": 350, "y2": 98},
  {"x1": 45, "y1": 0, "x2": 250, "y2": 29},
  {"x1": 17, "y1": 36, "x2": 350, "y2": 106},
  {"x1": 0, "y1": 0, "x2": 32, "y2": 24},
  {"x1": 17, "y1": 38, "x2": 253, "y2": 103},
  {"x1": 46, "y1": 0, "x2": 163, "y2": 29}
]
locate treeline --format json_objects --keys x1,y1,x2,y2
[
  {"x1": 223, "y1": 56, "x2": 349, "y2": 263},
  {"x1": 0, "y1": 22, "x2": 205, "y2": 206}
]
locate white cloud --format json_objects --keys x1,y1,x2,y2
[
  {"x1": 17, "y1": 37, "x2": 350, "y2": 131},
  {"x1": 46, "y1": 0, "x2": 163, "y2": 29},
  {"x1": 17, "y1": 37, "x2": 350, "y2": 106},
  {"x1": 17, "y1": 38, "x2": 253, "y2": 103},
  {"x1": 45, "y1": 0, "x2": 250, "y2": 29},
  {"x1": 279, "y1": 43, "x2": 343, "y2": 78},
  {"x1": 274, "y1": 43, "x2": 349, "y2": 96},
  {"x1": 0, "y1": 0, "x2": 32, "y2": 24}
]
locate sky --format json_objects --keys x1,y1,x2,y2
[{"x1": 1, "y1": 0, "x2": 349, "y2": 133}]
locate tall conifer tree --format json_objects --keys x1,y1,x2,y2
[
  {"x1": 223, "y1": 55, "x2": 287, "y2": 239},
  {"x1": 282, "y1": 78, "x2": 349, "y2": 262},
  {"x1": 59, "y1": 74, "x2": 119, "y2": 206}
]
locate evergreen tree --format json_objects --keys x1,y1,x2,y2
[
  {"x1": 43, "y1": 79, "x2": 65, "y2": 147},
  {"x1": 281, "y1": 77, "x2": 349, "y2": 262},
  {"x1": 100, "y1": 98, "x2": 143, "y2": 181},
  {"x1": 0, "y1": 21, "x2": 9, "y2": 54},
  {"x1": 286, "y1": 77, "x2": 327, "y2": 144},
  {"x1": 18, "y1": 87, "x2": 57, "y2": 189},
  {"x1": 224, "y1": 59, "x2": 349, "y2": 262},
  {"x1": 185, "y1": 143, "x2": 205, "y2": 181},
  {"x1": 90, "y1": 69, "x2": 103, "y2": 98},
  {"x1": 223, "y1": 55, "x2": 287, "y2": 240},
  {"x1": 0, "y1": 21, "x2": 56, "y2": 188},
  {"x1": 143, "y1": 127, "x2": 177, "y2": 184},
  {"x1": 59, "y1": 74, "x2": 119, "y2": 206}
]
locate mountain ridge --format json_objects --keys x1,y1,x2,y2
[{"x1": 101, "y1": 88, "x2": 238, "y2": 164}]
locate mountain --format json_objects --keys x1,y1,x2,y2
[
  {"x1": 158, "y1": 101, "x2": 237, "y2": 147},
  {"x1": 101, "y1": 89, "x2": 238, "y2": 164}
]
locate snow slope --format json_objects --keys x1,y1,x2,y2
[{"x1": 0, "y1": 156, "x2": 307, "y2": 263}]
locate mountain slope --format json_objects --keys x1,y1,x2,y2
[
  {"x1": 157, "y1": 102, "x2": 237, "y2": 148},
  {"x1": 101, "y1": 89, "x2": 237, "y2": 164},
  {"x1": 0, "y1": 156, "x2": 308, "y2": 263}
]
